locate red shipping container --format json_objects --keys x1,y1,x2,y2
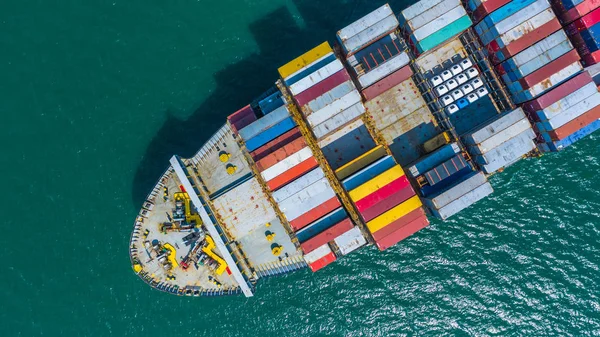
[
  {"x1": 517, "y1": 49, "x2": 580, "y2": 90},
  {"x1": 255, "y1": 136, "x2": 307, "y2": 171},
  {"x1": 267, "y1": 157, "x2": 319, "y2": 191},
  {"x1": 290, "y1": 197, "x2": 342, "y2": 231},
  {"x1": 294, "y1": 70, "x2": 351, "y2": 107},
  {"x1": 548, "y1": 103, "x2": 600, "y2": 140},
  {"x1": 522, "y1": 71, "x2": 592, "y2": 112},
  {"x1": 359, "y1": 185, "x2": 416, "y2": 222},
  {"x1": 570, "y1": 31, "x2": 592, "y2": 56},
  {"x1": 309, "y1": 252, "x2": 337, "y2": 272},
  {"x1": 566, "y1": 7, "x2": 600, "y2": 34},
  {"x1": 375, "y1": 216, "x2": 430, "y2": 251},
  {"x1": 300, "y1": 218, "x2": 354, "y2": 254},
  {"x1": 250, "y1": 127, "x2": 302, "y2": 162},
  {"x1": 227, "y1": 105, "x2": 256, "y2": 134},
  {"x1": 355, "y1": 175, "x2": 411, "y2": 211},
  {"x1": 371, "y1": 208, "x2": 426, "y2": 241},
  {"x1": 472, "y1": 0, "x2": 511, "y2": 24},
  {"x1": 489, "y1": 19, "x2": 563, "y2": 65},
  {"x1": 581, "y1": 49, "x2": 600, "y2": 65},
  {"x1": 559, "y1": 0, "x2": 600, "y2": 24},
  {"x1": 361, "y1": 65, "x2": 414, "y2": 101}
]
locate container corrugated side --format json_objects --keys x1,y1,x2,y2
[
  {"x1": 479, "y1": 0, "x2": 550, "y2": 46},
  {"x1": 476, "y1": 130, "x2": 536, "y2": 173},
  {"x1": 542, "y1": 119, "x2": 600, "y2": 151},
  {"x1": 321, "y1": 124, "x2": 377, "y2": 171},
  {"x1": 375, "y1": 215, "x2": 430, "y2": 251},
  {"x1": 366, "y1": 195, "x2": 423, "y2": 233},
  {"x1": 408, "y1": 143, "x2": 461, "y2": 177},
  {"x1": 285, "y1": 53, "x2": 337, "y2": 86},
  {"x1": 267, "y1": 157, "x2": 319, "y2": 191},
  {"x1": 261, "y1": 147, "x2": 313, "y2": 182},
  {"x1": 361, "y1": 65, "x2": 414, "y2": 101},
  {"x1": 342, "y1": 155, "x2": 397, "y2": 191},
  {"x1": 278, "y1": 42, "x2": 332, "y2": 79},
  {"x1": 307, "y1": 90, "x2": 362, "y2": 126},
  {"x1": 401, "y1": 0, "x2": 447, "y2": 23},
  {"x1": 334, "y1": 227, "x2": 367, "y2": 255},
  {"x1": 303, "y1": 81, "x2": 355, "y2": 116},
  {"x1": 335, "y1": 145, "x2": 387, "y2": 181},
  {"x1": 500, "y1": 30, "x2": 567, "y2": 71},
  {"x1": 354, "y1": 175, "x2": 411, "y2": 212},
  {"x1": 340, "y1": 15, "x2": 399, "y2": 55},
  {"x1": 250, "y1": 127, "x2": 302, "y2": 162},
  {"x1": 296, "y1": 208, "x2": 347, "y2": 243},
  {"x1": 245, "y1": 117, "x2": 297, "y2": 152},
  {"x1": 295, "y1": 70, "x2": 351, "y2": 107},
  {"x1": 545, "y1": 103, "x2": 600, "y2": 140},
  {"x1": 469, "y1": 119, "x2": 533, "y2": 155},
  {"x1": 272, "y1": 167, "x2": 324, "y2": 203},
  {"x1": 512, "y1": 61, "x2": 583, "y2": 103},
  {"x1": 411, "y1": 5, "x2": 467, "y2": 42},
  {"x1": 502, "y1": 40, "x2": 573, "y2": 82},
  {"x1": 312, "y1": 103, "x2": 365, "y2": 139},
  {"x1": 522, "y1": 71, "x2": 592, "y2": 111},
  {"x1": 565, "y1": 5, "x2": 600, "y2": 33},
  {"x1": 358, "y1": 52, "x2": 411, "y2": 89},
  {"x1": 338, "y1": 4, "x2": 394, "y2": 42},
  {"x1": 255, "y1": 136, "x2": 307, "y2": 172},
  {"x1": 423, "y1": 171, "x2": 487, "y2": 209},
  {"x1": 490, "y1": 18, "x2": 562, "y2": 64},
  {"x1": 289, "y1": 59, "x2": 344, "y2": 96},
  {"x1": 414, "y1": 15, "x2": 473, "y2": 54},
  {"x1": 279, "y1": 178, "x2": 335, "y2": 221},
  {"x1": 407, "y1": 0, "x2": 461, "y2": 32},
  {"x1": 227, "y1": 105, "x2": 256, "y2": 134},
  {"x1": 371, "y1": 207, "x2": 426, "y2": 241},
  {"x1": 300, "y1": 218, "x2": 354, "y2": 254},
  {"x1": 431, "y1": 182, "x2": 493, "y2": 220},
  {"x1": 365, "y1": 77, "x2": 427, "y2": 130},
  {"x1": 462, "y1": 108, "x2": 526, "y2": 145},
  {"x1": 348, "y1": 165, "x2": 405, "y2": 202},
  {"x1": 290, "y1": 197, "x2": 341, "y2": 231},
  {"x1": 476, "y1": 0, "x2": 537, "y2": 31},
  {"x1": 487, "y1": 9, "x2": 556, "y2": 52},
  {"x1": 360, "y1": 182, "x2": 416, "y2": 222},
  {"x1": 535, "y1": 82, "x2": 597, "y2": 121},
  {"x1": 539, "y1": 92, "x2": 600, "y2": 130}
]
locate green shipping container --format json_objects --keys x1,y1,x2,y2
[{"x1": 416, "y1": 15, "x2": 472, "y2": 54}]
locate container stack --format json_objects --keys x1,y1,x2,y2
[
  {"x1": 336, "y1": 145, "x2": 429, "y2": 251},
  {"x1": 563, "y1": 6, "x2": 600, "y2": 66},
  {"x1": 462, "y1": 108, "x2": 537, "y2": 173},
  {"x1": 471, "y1": 0, "x2": 584, "y2": 104},
  {"x1": 407, "y1": 143, "x2": 492, "y2": 219},
  {"x1": 551, "y1": 0, "x2": 600, "y2": 29},
  {"x1": 522, "y1": 71, "x2": 600, "y2": 151},
  {"x1": 399, "y1": 0, "x2": 473, "y2": 56},
  {"x1": 337, "y1": 5, "x2": 411, "y2": 90}
]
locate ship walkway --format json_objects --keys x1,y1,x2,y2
[{"x1": 170, "y1": 156, "x2": 254, "y2": 297}]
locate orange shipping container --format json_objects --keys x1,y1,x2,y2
[
  {"x1": 267, "y1": 157, "x2": 319, "y2": 191},
  {"x1": 256, "y1": 136, "x2": 307, "y2": 171}
]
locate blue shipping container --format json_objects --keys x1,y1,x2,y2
[
  {"x1": 408, "y1": 143, "x2": 461, "y2": 177},
  {"x1": 353, "y1": 34, "x2": 402, "y2": 73},
  {"x1": 258, "y1": 91, "x2": 284, "y2": 115},
  {"x1": 296, "y1": 207, "x2": 348, "y2": 242},
  {"x1": 245, "y1": 117, "x2": 297, "y2": 152},
  {"x1": 342, "y1": 155, "x2": 396, "y2": 191},
  {"x1": 543, "y1": 119, "x2": 600, "y2": 151},
  {"x1": 420, "y1": 166, "x2": 473, "y2": 197},
  {"x1": 475, "y1": 0, "x2": 537, "y2": 35},
  {"x1": 581, "y1": 23, "x2": 600, "y2": 52}
]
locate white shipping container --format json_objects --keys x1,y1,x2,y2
[
  {"x1": 307, "y1": 90, "x2": 362, "y2": 126},
  {"x1": 303, "y1": 81, "x2": 355, "y2": 116},
  {"x1": 272, "y1": 167, "x2": 325, "y2": 203},
  {"x1": 318, "y1": 119, "x2": 365, "y2": 148},
  {"x1": 358, "y1": 52, "x2": 410, "y2": 88},
  {"x1": 402, "y1": 0, "x2": 446, "y2": 22},
  {"x1": 471, "y1": 119, "x2": 533, "y2": 155},
  {"x1": 510, "y1": 40, "x2": 573, "y2": 79},
  {"x1": 282, "y1": 185, "x2": 336, "y2": 221},
  {"x1": 541, "y1": 92, "x2": 600, "y2": 130},
  {"x1": 304, "y1": 244, "x2": 332, "y2": 264},
  {"x1": 334, "y1": 227, "x2": 367, "y2": 255},
  {"x1": 313, "y1": 103, "x2": 365, "y2": 139},
  {"x1": 412, "y1": 6, "x2": 466, "y2": 42},
  {"x1": 289, "y1": 59, "x2": 344, "y2": 96},
  {"x1": 408, "y1": 0, "x2": 461, "y2": 31},
  {"x1": 463, "y1": 108, "x2": 526, "y2": 145},
  {"x1": 513, "y1": 62, "x2": 583, "y2": 103},
  {"x1": 493, "y1": 8, "x2": 555, "y2": 50},
  {"x1": 479, "y1": 0, "x2": 550, "y2": 46},
  {"x1": 537, "y1": 82, "x2": 598, "y2": 120},
  {"x1": 261, "y1": 147, "x2": 314, "y2": 181},
  {"x1": 343, "y1": 15, "x2": 399, "y2": 54},
  {"x1": 478, "y1": 130, "x2": 536, "y2": 174},
  {"x1": 238, "y1": 105, "x2": 288, "y2": 141},
  {"x1": 424, "y1": 171, "x2": 488, "y2": 209},
  {"x1": 507, "y1": 30, "x2": 567, "y2": 69},
  {"x1": 338, "y1": 4, "x2": 394, "y2": 40},
  {"x1": 432, "y1": 182, "x2": 493, "y2": 220},
  {"x1": 277, "y1": 177, "x2": 332, "y2": 214}
]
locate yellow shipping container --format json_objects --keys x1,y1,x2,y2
[
  {"x1": 278, "y1": 42, "x2": 332, "y2": 79},
  {"x1": 348, "y1": 165, "x2": 404, "y2": 202},
  {"x1": 335, "y1": 145, "x2": 387, "y2": 181},
  {"x1": 367, "y1": 195, "x2": 422, "y2": 233}
]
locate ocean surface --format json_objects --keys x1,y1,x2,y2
[{"x1": 2, "y1": 0, "x2": 600, "y2": 336}]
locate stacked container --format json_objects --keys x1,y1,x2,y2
[
  {"x1": 462, "y1": 108, "x2": 537, "y2": 173},
  {"x1": 336, "y1": 145, "x2": 429, "y2": 251},
  {"x1": 399, "y1": 0, "x2": 473, "y2": 55},
  {"x1": 563, "y1": 6, "x2": 600, "y2": 66},
  {"x1": 523, "y1": 71, "x2": 600, "y2": 151},
  {"x1": 551, "y1": 0, "x2": 600, "y2": 27}
]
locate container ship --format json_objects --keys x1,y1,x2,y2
[{"x1": 129, "y1": 0, "x2": 600, "y2": 297}]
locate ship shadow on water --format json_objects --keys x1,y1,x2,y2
[{"x1": 131, "y1": 0, "x2": 410, "y2": 209}]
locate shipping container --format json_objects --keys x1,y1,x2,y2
[
  {"x1": 423, "y1": 171, "x2": 487, "y2": 209},
  {"x1": 267, "y1": 157, "x2": 319, "y2": 191},
  {"x1": 411, "y1": 5, "x2": 466, "y2": 42},
  {"x1": 258, "y1": 91, "x2": 285, "y2": 115},
  {"x1": 469, "y1": 119, "x2": 533, "y2": 155},
  {"x1": 375, "y1": 215, "x2": 430, "y2": 251},
  {"x1": 348, "y1": 165, "x2": 405, "y2": 202},
  {"x1": 366, "y1": 195, "x2": 423, "y2": 233},
  {"x1": 407, "y1": 0, "x2": 461, "y2": 32},
  {"x1": 491, "y1": 18, "x2": 562, "y2": 64},
  {"x1": 318, "y1": 119, "x2": 364, "y2": 148},
  {"x1": 307, "y1": 90, "x2": 362, "y2": 126},
  {"x1": 534, "y1": 81, "x2": 597, "y2": 121},
  {"x1": 272, "y1": 167, "x2": 325, "y2": 203},
  {"x1": 228, "y1": 105, "x2": 256, "y2": 134},
  {"x1": 522, "y1": 71, "x2": 592, "y2": 111},
  {"x1": 408, "y1": 143, "x2": 461, "y2": 177},
  {"x1": 413, "y1": 15, "x2": 473, "y2": 53},
  {"x1": 294, "y1": 70, "x2": 352, "y2": 107},
  {"x1": 342, "y1": 155, "x2": 397, "y2": 191},
  {"x1": 462, "y1": 108, "x2": 527, "y2": 145},
  {"x1": 289, "y1": 60, "x2": 345, "y2": 96},
  {"x1": 542, "y1": 118, "x2": 600, "y2": 151},
  {"x1": 471, "y1": 0, "x2": 512, "y2": 23},
  {"x1": 364, "y1": 77, "x2": 428, "y2": 130},
  {"x1": 360, "y1": 183, "x2": 416, "y2": 222},
  {"x1": 290, "y1": 197, "x2": 341, "y2": 231},
  {"x1": 279, "y1": 178, "x2": 335, "y2": 221},
  {"x1": 498, "y1": 30, "x2": 568, "y2": 73},
  {"x1": 308, "y1": 251, "x2": 337, "y2": 272},
  {"x1": 261, "y1": 147, "x2": 313, "y2": 182},
  {"x1": 475, "y1": 130, "x2": 536, "y2": 173},
  {"x1": 255, "y1": 136, "x2": 307, "y2": 172},
  {"x1": 503, "y1": 40, "x2": 573, "y2": 82},
  {"x1": 333, "y1": 227, "x2": 367, "y2": 255},
  {"x1": 478, "y1": 0, "x2": 550, "y2": 46},
  {"x1": 565, "y1": 6, "x2": 600, "y2": 34},
  {"x1": 401, "y1": 0, "x2": 447, "y2": 23},
  {"x1": 546, "y1": 103, "x2": 600, "y2": 140},
  {"x1": 278, "y1": 42, "x2": 333, "y2": 79},
  {"x1": 487, "y1": 8, "x2": 557, "y2": 52},
  {"x1": 350, "y1": 33, "x2": 403, "y2": 72},
  {"x1": 476, "y1": 0, "x2": 537, "y2": 32},
  {"x1": 321, "y1": 124, "x2": 377, "y2": 171},
  {"x1": 300, "y1": 218, "x2": 354, "y2": 254},
  {"x1": 304, "y1": 243, "x2": 336, "y2": 271},
  {"x1": 556, "y1": 0, "x2": 600, "y2": 24},
  {"x1": 245, "y1": 117, "x2": 297, "y2": 152},
  {"x1": 414, "y1": 37, "x2": 467, "y2": 74},
  {"x1": 303, "y1": 81, "x2": 355, "y2": 116},
  {"x1": 312, "y1": 103, "x2": 365, "y2": 139},
  {"x1": 354, "y1": 175, "x2": 411, "y2": 212},
  {"x1": 424, "y1": 154, "x2": 469, "y2": 186},
  {"x1": 506, "y1": 50, "x2": 581, "y2": 92},
  {"x1": 337, "y1": 4, "x2": 398, "y2": 55},
  {"x1": 359, "y1": 52, "x2": 411, "y2": 89},
  {"x1": 430, "y1": 182, "x2": 493, "y2": 219},
  {"x1": 296, "y1": 208, "x2": 347, "y2": 243},
  {"x1": 512, "y1": 61, "x2": 583, "y2": 103},
  {"x1": 539, "y1": 92, "x2": 600, "y2": 129},
  {"x1": 285, "y1": 53, "x2": 337, "y2": 86},
  {"x1": 335, "y1": 145, "x2": 387, "y2": 180},
  {"x1": 371, "y1": 207, "x2": 426, "y2": 241},
  {"x1": 250, "y1": 128, "x2": 302, "y2": 162},
  {"x1": 361, "y1": 65, "x2": 414, "y2": 101}
]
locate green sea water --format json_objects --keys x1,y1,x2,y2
[{"x1": 2, "y1": 0, "x2": 600, "y2": 336}]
